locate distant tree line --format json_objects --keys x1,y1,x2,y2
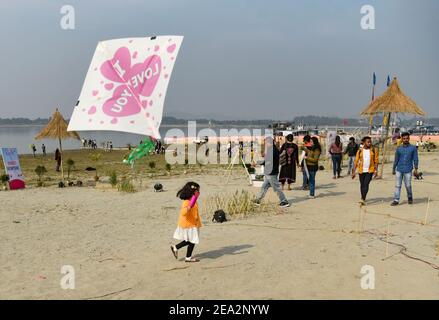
[
  {"x1": 1, "y1": 116, "x2": 438, "y2": 127},
  {"x1": 0, "y1": 118, "x2": 49, "y2": 125}
]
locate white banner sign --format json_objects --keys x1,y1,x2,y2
[
  {"x1": 1, "y1": 148, "x2": 25, "y2": 190},
  {"x1": 68, "y1": 36, "x2": 183, "y2": 139}
]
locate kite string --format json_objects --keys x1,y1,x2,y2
[
  {"x1": 363, "y1": 230, "x2": 439, "y2": 270},
  {"x1": 364, "y1": 208, "x2": 439, "y2": 229},
  {"x1": 212, "y1": 221, "x2": 439, "y2": 270}
]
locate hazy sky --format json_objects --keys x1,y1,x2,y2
[{"x1": 0, "y1": 0, "x2": 438, "y2": 120}]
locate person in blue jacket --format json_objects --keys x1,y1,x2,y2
[{"x1": 391, "y1": 132, "x2": 419, "y2": 206}]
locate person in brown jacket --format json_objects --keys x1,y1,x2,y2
[{"x1": 352, "y1": 136, "x2": 379, "y2": 206}]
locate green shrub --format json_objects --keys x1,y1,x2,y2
[
  {"x1": 117, "y1": 179, "x2": 136, "y2": 193},
  {"x1": 66, "y1": 158, "x2": 75, "y2": 179},
  {"x1": 109, "y1": 171, "x2": 118, "y2": 187},
  {"x1": 34, "y1": 165, "x2": 47, "y2": 185},
  {"x1": 89, "y1": 153, "x2": 101, "y2": 180},
  {"x1": 1, "y1": 174, "x2": 9, "y2": 190},
  {"x1": 1, "y1": 174, "x2": 9, "y2": 184}
]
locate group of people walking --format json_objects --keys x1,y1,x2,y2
[
  {"x1": 253, "y1": 132, "x2": 420, "y2": 207},
  {"x1": 169, "y1": 131, "x2": 421, "y2": 264},
  {"x1": 253, "y1": 134, "x2": 323, "y2": 208}
]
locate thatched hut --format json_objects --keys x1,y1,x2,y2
[
  {"x1": 361, "y1": 77, "x2": 426, "y2": 177},
  {"x1": 35, "y1": 108, "x2": 80, "y2": 180},
  {"x1": 361, "y1": 77, "x2": 426, "y2": 116}
]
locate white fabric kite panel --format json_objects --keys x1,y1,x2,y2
[{"x1": 67, "y1": 36, "x2": 183, "y2": 139}]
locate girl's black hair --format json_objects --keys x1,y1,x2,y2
[
  {"x1": 335, "y1": 135, "x2": 342, "y2": 147},
  {"x1": 286, "y1": 134, "x2": 294, "y2": 142},
  {"x1": 311, "y1": 136, "x2": 322, "y2": 151},
  {"x1": 177, "y1": 181, "x2": 200, "y2": 200}
]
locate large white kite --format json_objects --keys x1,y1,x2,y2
[{"x1": 68, "y1": 36, "x2": 183, "y2": 139}]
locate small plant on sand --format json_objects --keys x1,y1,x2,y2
[
  {"x1": 89, "y1": 153, "x2": 102, "y2": 181},
  {"x1": 1, "y1": 173, "x2": 9, "y2": 190},
  {"x1": 117, "y1": 179, "x2": 136, "y2": 193},
  {"x1": 165, "y1": 163, "x2": 172, "y2": 175},
  {"x1": 66, "y1": 159, "x2": 75, "y2": 180},
  {"x1": 148, "y1": 161, "x2": 156, "y2": 170},
  {"x1": 34, "y1": 165, "x2": 47, "y2": 187},
  {"x1": 109, "y1": 170, "x2": 118, "y2": 187}
]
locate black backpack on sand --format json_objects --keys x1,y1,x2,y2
[{"x1": 212, "y1": 210, "x2": 227, "y2": 223}]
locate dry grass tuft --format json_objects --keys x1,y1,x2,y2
[{"x1": 202, "y1": 189, "x2": 277, "y2": 220}]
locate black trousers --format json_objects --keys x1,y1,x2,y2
[
  {"x1": 176, "y1": 241, "x2": 195, "y2": 258},
  {"x1": 359, "y1": 173, "x2": 374, "y2": 201},
  {"x1": 331, "y1": 154, "x2": 342, "y2": 176}
]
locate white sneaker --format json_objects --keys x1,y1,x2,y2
[{"x1": 279, "y1": 201, "x2": 290, "y2": 208}]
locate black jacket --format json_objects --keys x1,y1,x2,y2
[
  {"x1": 263, "y1": 145, "x2": 280, "y2": 176},
  {"x1": 345, "y1": 142, "x2": 359, "y2": 157}
]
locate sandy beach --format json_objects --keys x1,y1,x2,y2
[{"x1": 1, "y1": 150, "x2": 438, "y2": 300}]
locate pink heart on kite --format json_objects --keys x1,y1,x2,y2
[
  {"x1": 92, "y1": 90, "x2": 99, "y2": 96},
  {"x1": 88, "y1": 106, "x2": 97, "y2": 115},
  {"x1": 102, "y1": 85, "x2": 141, "y2": 118},
  {"x1": 167, "y1": 43, "x2": 176, "y2": 53},
  {"x1": 104, "y1": 83, "x2": 114, "y2": 91},
  {"x1": 100, "y1": 47, "x2": 131, "y2": 83},
  {"x1": 126, "y1": 55, "x2": 161, "y2": 97}
]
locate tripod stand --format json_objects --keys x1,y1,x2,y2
[{"x1": 224, "y1": 147, "x2": 253, "y2": 185}]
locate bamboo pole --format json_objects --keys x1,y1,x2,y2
[
  {"x1": 368, "y1": 115, "x2": 374, "y2": 135},
  {"x1": 378, "y1": 112, "x2": 392, "y2": 179},
  {"x1": 360, "y1": 206, "x2": 366, "y2": 233},
  {"x1": 423, "y1": 197, "x2": 431, "y2": 225},
  {"x1": 385, "y1": 216, "x2": 390, "y2": 258},
  {"x1": 357, "y1": 205, "x2": 362, "y2": 236}
]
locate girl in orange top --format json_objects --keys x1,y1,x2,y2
[{"x1": 170, "y1": 182, "x2": 202, "y2": 262}]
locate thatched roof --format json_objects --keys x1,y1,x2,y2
[
  {"x1": 35, "y1": 109, "x2": 80, "y2": 140},
  {"x1": 361, "y1": 77, "x2": 426, "y2": 116}
]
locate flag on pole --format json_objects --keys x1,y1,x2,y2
[
  {"x1": 387, "y1": 75, "x2": 391, "y2": 87},
  {"x1": 371, "y1": 72, "x2": 376, "y2": 100},
  {"x1": 67, "y1": 36, "x2": 183, "y2": 139},
  {"x1": 369, "y1": 72, "x2": 376, "y2": 133}
]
